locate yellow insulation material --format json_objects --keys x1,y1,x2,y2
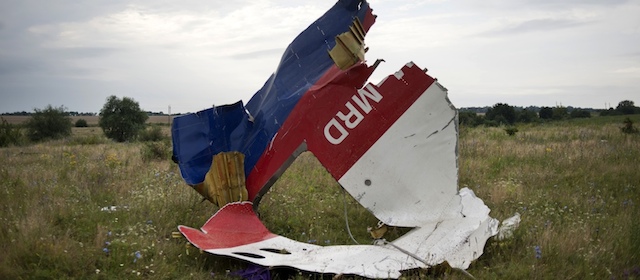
[{"x1": 193, "y1": 151, "x2": 248, "y2": 207}]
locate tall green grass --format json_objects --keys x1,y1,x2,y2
[
  {"x1": 0, "y1": 116, "x2": 638, "y2": 279},
  {"x1": 459, "y1": 115, "x2": 640, "y2": 279}
]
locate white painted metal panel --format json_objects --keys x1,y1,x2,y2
[{"x1": 338, "y1": 77, "x2": 459, "y2": 227}]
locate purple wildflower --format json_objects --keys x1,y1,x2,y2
[
  {"x1": 534, "y1": 246, "x2": 542, "y2": 259},
  {"x1": 134, "y1": 251, "x2": 142, "y2": 263}
]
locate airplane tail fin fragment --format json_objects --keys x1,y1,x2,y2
[{"x1": 171, "y1": 0, "x2": 504, "y2": 278}]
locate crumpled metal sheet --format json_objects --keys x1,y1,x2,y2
[
  {"x1": 173, "y1": 0, "x2": 500, "y2": 278},
  {"x1": 180, "y1": 188, "x2": 497, "y2": 279},
  {"x1": 171, "y1": 0, "x2": 376, "y2": 189},
  {"x1": 178, "y1": 61, "x2": 499, "y2": 278}
]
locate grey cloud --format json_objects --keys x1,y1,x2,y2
[
  {"x1": 61, "y1": 65, "x2": 109, "y2": 78},
  {"x1": 230, "y1": 48, "x2": 284, "y2": 60},
  {"x1": 624, "y1": 52, "x2": 640, "y2": 58},
  {"x1": 464, "y1": 0, "x2": 630, "y2": 9},
  {"x1": 0, "y1": 55, "x2": 42, "y2": 75},
  {"x1": 0, "y1": 47, "x2": 119, "y2": 77},
  {"x1": 519, "y1": 0, "x2": 630, "y2": 8},
  {"x1": 481, "y1": 18, "x2": 592, "y2": 37},
  {"x1": 50, "y1": 47, "x2": 122, "y2": 59},
  {"x1": 1, "y1": 1, "x2": 126, "y2": 29}
]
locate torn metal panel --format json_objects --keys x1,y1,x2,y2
[
  {"x1": 179, "y1": 202, "x2": 421, "y2": 279},
  {"x1": 497, "y1": 212, "x2": 521, "y2": 240},
  {"x1": 172, "y1": 0, "x2": 501, "y2": 278},
  {"x1": 336, "y1": 64, "x2": 459, "y2": 227},
  {"x1": 390, "y1": 188, "x2": 499, "y2": 269},
  {"x1": 171, "y1": 0, "x2": 376, "y2": 192},
  {"x1": 177, "y1": 63, "x2": 499, "y2": 278},
  {"x1": 180, "y1": 192, "x2": 497, "y2": 279},
  {"x1": 243, "y1": 61, "x2": 460, "y2": 227}
]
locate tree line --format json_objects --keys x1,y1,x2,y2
[
  {"x1": 0, "y1": 110, "x2": 175, "y2": 117},
  {"x1": 2, "y1": 97, "x2": 639, "y2": 147},
  {"x1": 459, "y1": 100, "x2": 639, "y2": 127},
  {"x1": 1, "y1": 111, "x2": 97, "y2": 116}
]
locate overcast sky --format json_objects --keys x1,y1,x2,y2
[{"x1": 1, "y1": 0, "x2": 639, "y2": 114}]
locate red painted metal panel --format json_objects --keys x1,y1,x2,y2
[
  {"x1": 246, "y1": 63, "x2": 435, "y2": 201},
  {"x1": 178, "y1": 202, "x2": 277, "y2": 250}
]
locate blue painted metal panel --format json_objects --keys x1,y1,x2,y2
[{"x1": 172, "y1": 0, "x2": 372, "y2": 185}]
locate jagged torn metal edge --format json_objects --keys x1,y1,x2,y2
[{"x1": 178, "y1": 62, "x2": 499, "y2": 279}]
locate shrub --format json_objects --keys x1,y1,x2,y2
[
  {"x1": 68, "y1": 135, "x2": 109, "y2": 145},
  {"x1": 0, "y1": 118, "x2": 23, "y2": 147},
  {"x1": 24, "y1": 105, "x2": 72, "y2": 142},
  {"x1": 570, "y1": 109, "x2": 591, "y2": 119},
  {"x1": 539, "y1": 107, "x2": 553, "y2": 119},
  {"x1": 75, "y1": 119, "x2": 88, "y2": 127},
  {"x1": 517, "y1": 109, "x2": 538, "y2": 123},
  {"x1": 552, "y1": 106, "x2": 568, "y2": 120},
  {"x1": 599, "y1": 108, "x2": 622, "y2": 116},
  {"x1": 140, "y1": 140, "x2": 171, "y2": 162},
  {"x1": 621, "y1": 118, "x2": 639, "y2": 134},
  {"x1": 458, "y1": 111, "x2": 484, "y2": 127},
  {"x1": 138, "y1": 125, "x2": 167, "y2": 142},
  {"x1": 99, "y1": 96, "x2": 148, "y2": 142},
  {"x1": 504, "y1": 127, "x2": 519, "y2": 136},
  {"x1": 486, "y1": 103, "x2": 516, "y2": 125},
  {"x1": 483, "y1": 119, "x2": 500, "y2": 127}
]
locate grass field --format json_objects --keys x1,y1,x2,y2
[{"x1": 1, "y1": 115, "x2": 639, "y2": 279}]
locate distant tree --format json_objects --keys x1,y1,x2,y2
[
  {"x1": 99, "y1": 96, "x2": 148, "y2": 142},
  {"x1": 458, "y1": 111, "x2": 484, "y2": 127},
  {"x1": 616, "y1": 100, "x2": 639, "y2": 115},
  {"x1": 24, "y1": 105, "x2": 72, "y2": 142},
  {"x1": 552, "y1": 106, "x2": 568, "y2": 120},
  {"x1": 570, "y1": 109, "x2": 591, "y2": 119},
  {"x1": 75, "y1": 119, "x2": 89, "y2": 127},
  {"x1": 539, "y1": 107, "x2": 553, "y2": 119},
  {"x1": 485, "y1": 103, "x2": 516, "y2": 125},
  {"x1": 1, "y1": 111, "x2": 30, "y2": 116},
  {"x1": 0, "y1": 118, "x2": 23, "y2": 147},
  {"x1": 599, "y1": 108, "x2": 622, "y2": 116},
  {"x1": 517, "y1": 109, "x2": 538, "y2": 123},
  {"x1": 459, "y1": 106, "x2": 490, "y2": 114}
]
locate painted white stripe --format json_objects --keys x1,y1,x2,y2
[{"x1": 338, "y1": 81, "x2": 459, "y2": 227}]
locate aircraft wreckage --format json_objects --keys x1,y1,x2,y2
[{"x1": 171, "y1": 0, "x2": 504, "y2": 278}]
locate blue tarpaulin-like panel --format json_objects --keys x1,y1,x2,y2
[{"x1": 172, "y1": 0, "x2": 372, "y2": 185}]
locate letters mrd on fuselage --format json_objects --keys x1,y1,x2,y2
[{"x1": 323, "y1": 84, "x2": 382, "y2": 144}]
